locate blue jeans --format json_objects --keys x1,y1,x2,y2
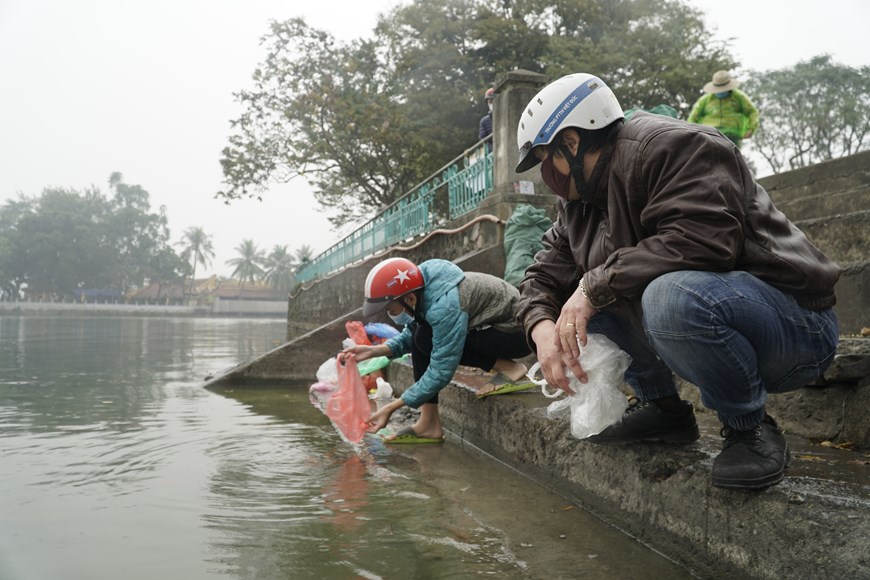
[{"x1": 591, "y1": 271, "x2": 838, "y2": 431}]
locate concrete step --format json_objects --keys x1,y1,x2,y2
[
  {"x1": 759, "y1": 150, "x2": 870, "y2": 204},
  {"x1": 775, "y1": 185, "x2": 870, "y2": 222},
  {"x1": 795, "y1": 209, "x2": 870, "y2": 265},
  {"x1": 677, "y1": 338, "x2": 870, "y2": 446},
  {"x1": 834, "y1": 261, "x2": 870, "y2": 336},
  {"x1": 385, "y1": 360, "x2": 870, "y2": 580}
]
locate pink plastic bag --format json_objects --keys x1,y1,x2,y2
[
  {"x1": 345, "y1": 321, "x2": 372, "y2": 346},
  {"x1": 326, "y1": 357, "x2": 372, "y2": 444}
]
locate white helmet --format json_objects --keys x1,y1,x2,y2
[{"x1": 515, "y1": 73, "x2": 624, "y2": 173}]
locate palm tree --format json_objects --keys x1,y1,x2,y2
[
  {"x1": 226, "y1": 239, "x2": 265, "y2": 295},
  {"x1": 294, "y1": 244, "x2": 314, "y2": 266},
  {"x1": 177, "y1": 226, "x2": 215, "y2": 302},
  {"x1": 262, "y1": 245, "x2": 295, "y2": 293}
]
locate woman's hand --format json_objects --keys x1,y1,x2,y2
[
  {"x1": 340, "y1": 343, "x2": 389, "y2": 363},
  {"x1": 366, "y1": 398, "x2": 403, "y2": 433}
]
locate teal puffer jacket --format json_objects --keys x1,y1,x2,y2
[{"x1": 384, "y1": 259, "x2": 467, "y2": 408}]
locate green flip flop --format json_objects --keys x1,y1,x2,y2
[
  {"x1": 477, "y1": 372, "x2": 536, "y2": 399},
  {"x1": 384, "y1": 426, "x2": 445, "y2": 444}
]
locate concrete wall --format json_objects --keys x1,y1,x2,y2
[
  {"x1": 758, "y1": 149, "x2": 870, "y2": 335},
  {"x1": 212, "y1": 298, "x2": 287, "y2": 316},
  {"x1": 285, "y1": 217, "x2": 506, "y2": 339}
]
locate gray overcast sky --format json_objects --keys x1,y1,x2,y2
[{"x1": 1, "y1": 0, "x2": 867, "y2": 277}]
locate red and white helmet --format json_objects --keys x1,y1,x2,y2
[{"x1": 363, "y1": 257, "x2": 424, "y2": 317}]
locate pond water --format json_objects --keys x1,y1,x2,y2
[{"x1": 0, "y1": 315, "x2": 693, "y2": 579}]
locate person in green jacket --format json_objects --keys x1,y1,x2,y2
[{"x1": 687, "y1": 70, "x2": 759, "y2": 148}]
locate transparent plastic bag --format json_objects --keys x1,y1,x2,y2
[{"x1": 528, "y1": 334, "x2": 632, "y2": 439}]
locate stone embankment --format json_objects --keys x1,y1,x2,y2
[{"x1": 386, "y1": 360, "x2": 869, "y2": 580}]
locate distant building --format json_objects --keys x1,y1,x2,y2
[{"x1": 73, "y1": 288, "x2": 124, "y2": 303}]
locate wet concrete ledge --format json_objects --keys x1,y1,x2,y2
[{"x1": 386, "y1": 361, "x2": 870, "y2": 580}]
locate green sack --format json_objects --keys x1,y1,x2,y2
[
  {"x1": 357, "y1": 356, "x2": 391, "y2": 376},
  {"x1": 624, "y1": 104, "x2": 679, "y2": 121},
  {"x1": 503, "y1": 204, "x2": 552, "y2": 287}
]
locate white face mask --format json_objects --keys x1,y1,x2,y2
[
  {"x1": 389, "y1": 310, "x2": 414, "y2": 327},
  {"x1": 487, "y1": 102, "x2": 493, "y2": 113}
]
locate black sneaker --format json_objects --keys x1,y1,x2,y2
[
  {"x1": 588, "y1": 397, "x2": 700, "y2": 445},
  {"x1": 712, "y1": 415, "x2": 791, "y2": 490}
]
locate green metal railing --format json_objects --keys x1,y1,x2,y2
[
  {"x1": 447, "y1": 143, "x2": 493, "y2": 220},
  {"x1": 295, "y1": 138, "x2": 493, "y2": 283}
]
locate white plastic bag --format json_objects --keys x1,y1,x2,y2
[
  {"x1": 371, "y1": 377, "x2": 393, "y2": 401},
  {"x1": 316, "y1": 357, "x2": 339, "y2": 386},
  {"x1": 528, "y1": 334, "x2": 632, "y2": 439}
]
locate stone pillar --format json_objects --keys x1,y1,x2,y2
[{"x1": 491, "y1": 69, "x2": 549, "y2": 197}]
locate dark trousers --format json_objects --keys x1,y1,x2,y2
[{"x1": 411, "y1": 322, "x2": 531, "y2": 404}]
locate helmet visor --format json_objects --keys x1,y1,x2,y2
[
  {"x1": 516, "y1": 141, "x2": 541, "y2": 173},
  {"x1": 362, "y1": 297, "x2": 391, "y2": 318}
]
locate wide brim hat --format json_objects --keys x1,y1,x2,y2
[{"x1": 703, "y1": 70, "x2": 740, "y2": 94}]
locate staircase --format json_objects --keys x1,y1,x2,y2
[{"x1": 733, "y1": 151, "x2": 870, "y2": 446}]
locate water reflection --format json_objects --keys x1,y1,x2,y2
[
  {"x1": 322, "y1": 454, "x2": 370, "y2": 532},
  {"x1": 0, "y1": 316, "x2": 182, "y2": 433},
  {"x1": 0, "y1": 316, "x2": 283, "y2": 435}
]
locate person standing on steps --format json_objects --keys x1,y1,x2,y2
[
  {"x1": 479, "y1": 87, "x2": 495, "y2": 141},
  {"x1": 514, "y1": 72, "x2": 839, "y2": 490},
  {"x1": 687, "y1": 70, "x2": 759, "y2": 149},
  {"x1": 341, "y1": 257, "x2": 534, "y2": 444}
]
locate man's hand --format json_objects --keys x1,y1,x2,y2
[
  {"x1": 531, "y1": 320, "x2": 583, "y2": 394},
  {"x1": 554, "y1": 282, "x2": 598, "y2": 359}
]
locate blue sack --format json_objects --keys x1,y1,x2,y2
[{"x1": 364, "y1": 322, "x2": 400, "y2": 341}]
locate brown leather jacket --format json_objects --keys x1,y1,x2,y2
[{"x1": 518, "y1": 112, "x2": 840, "y2": 343}]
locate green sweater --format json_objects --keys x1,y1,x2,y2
[{"x1": 687, "y1": 89, "x2": 759, "y2": 141}]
